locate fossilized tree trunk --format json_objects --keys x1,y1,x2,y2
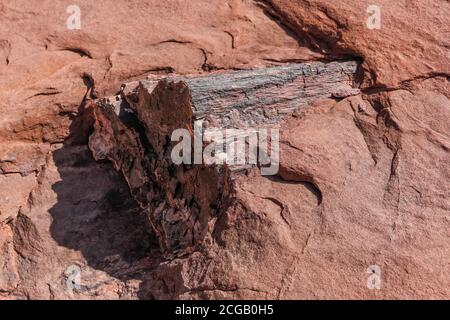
[{"x1": 87, "y1": 61, "x2": 359, "y2": 256}]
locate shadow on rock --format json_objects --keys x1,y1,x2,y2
[{"x1": 48, "y1": 101, "x2": 162, "y2": 299}]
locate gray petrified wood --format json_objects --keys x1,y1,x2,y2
[
  {"x1": 87, "y1": 60, "x2": 360, "y2": 255},
  {"x1": 127, "y1": 60, "x2": 359, "y2": 128}
]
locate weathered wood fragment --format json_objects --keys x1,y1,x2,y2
[
  {"x1": 87, "y1": 61, "x2": 360, "y2": 256},
  {"x1": 121, "y1": 60, "x2": 358, "y2": 128}
]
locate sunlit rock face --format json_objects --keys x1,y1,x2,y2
[{"x1": 0, "y1": 0, "x2": 448, "y2": 300}]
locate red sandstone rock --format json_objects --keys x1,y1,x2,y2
[
  {"x1": 0, "y1": 0, "x2": 448, "y2": 300},
  {"x1": 261, "y1": 0, "x2": 450, "y2": 89}
]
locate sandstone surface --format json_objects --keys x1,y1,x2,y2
[{"x1": 0, "y1": 0, "x2": 448, "y2": 299}]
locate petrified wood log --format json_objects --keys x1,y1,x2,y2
[{"x1": 87, "y1": 61, "x2": 359, "y2": 256}]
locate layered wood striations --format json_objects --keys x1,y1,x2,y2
[
  {"x1": 137, "y1": 60, "x2": 358, "y2": 128},
  {"x1": 87, "y1": 61, "x2": 359, "y2": 255}
]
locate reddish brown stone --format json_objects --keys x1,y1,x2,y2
[{"x1": 0, "y1": 0, "x2": 448, "y2": 300}]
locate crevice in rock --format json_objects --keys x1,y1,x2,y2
[
  {"x1": 157, "y1": 39, "x2": 192, "y2": 45},
  {"x1": 223, "y1": 31, "x2": 235, "y2": 49},
  {"x1": 0, "y1": 39, "x2": 11, "y2": 66},
  {"x1": 255, "y1": 0, "x2": 328, "y2": 53},
  {"x1": 25, "y1": 89, "x2": 63, "y2": 101},
  {"x1": 272, "y1": 171, "x2": 323, "y2": 206},
  {"x1": 59, "y1": 47, "x2": 93, "y2": 59},
  {"x1": 362, "y1": 73, "x2": 450, "y2": 95},
  {"x1": 256, "y1": 0, "x2": 361, "y2": 60}
]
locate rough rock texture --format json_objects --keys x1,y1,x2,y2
[
  {"x1": 0, "y1": 0, "x2": 449, "y2": 300},
  {"x1": 260, "y1": 0, "x2": 450, "y2": 89},
  {"x1": 87, "y1": 61, "x2": 359, "y2": 256}
]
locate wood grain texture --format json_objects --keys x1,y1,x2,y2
[
  {"x1": 132, "y1": 60, "x2": 359, "y2": 129},
  {"x1": 88, "y1": 60, "x2": 360, "y2": 255}
]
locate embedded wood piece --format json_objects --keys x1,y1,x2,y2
[
  {"x1": 190, "y1": 60, "x2": 358, "y2": 125},
  {"x1": 87, "y1": 61, "x2": 360, "y2": 256},
  {"x1": 127, "y1": 60, "x2": 359, "y2": 129}
]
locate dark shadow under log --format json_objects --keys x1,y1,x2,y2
[{"x1": 86, "y1": 61, "x2": 360, "y2": 256}]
